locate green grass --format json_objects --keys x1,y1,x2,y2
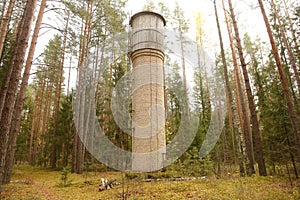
[{"x1": 1, "y1": 165, "x2": 299, "y2": 199}]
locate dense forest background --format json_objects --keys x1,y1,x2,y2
[{"x1": 0, "y1": 0, "x2": 299, "y2": 191}]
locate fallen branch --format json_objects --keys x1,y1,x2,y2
[{"x1": 142, "y1": 176, "x2": 207, "y2": 182}]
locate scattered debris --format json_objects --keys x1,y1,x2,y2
[
  {"x1": 98, "y1": 178, "x2": 120, "y2": 191},
  {"x1": 10, "y1": 177, "x2": 34, "y2": 185}
]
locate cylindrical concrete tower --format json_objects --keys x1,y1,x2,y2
[{"x1": 129, "y1": 11, "x2": 166, "y2": 172}]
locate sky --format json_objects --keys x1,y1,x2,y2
[
  {"x1": 125, "y1": 0, "x2": 268, "y2": 47},
  {"x1": 34, "y1": 0, "x2": 268, "y2": 57},
  {"x1": 31, "y1": 0, "x2": 270, "y2": 92}
]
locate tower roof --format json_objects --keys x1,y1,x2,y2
[{"x1": 129, "y1": 11, "x2": 166, "y2": 26}]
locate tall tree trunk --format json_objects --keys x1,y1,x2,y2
[
  {"x1": 0, "y1": 0, "x2": 17, "y2": 117},
  {"x1": 28, "y1": 86, "x2": 40, "y2": 164},
  {"x1": 222, "y1": 0, "x2": 252, "y2": 176},
  {"x1": 278, "y1": 39, "x2": 298, "y2": 103},
  {"x1": 214, "y1": 0, "x2": 241, "y2": 174},
  {"x1": 2, "y1": 0, "x2": 47, "y2": 184},
  {"x1": 258, "y1": 0, "x2": 300, "y2": 161},
  {"x1": 270, "y1": 0, "x2": 300, "y2": 95},
  {"x1": 0, "y1": 0, "x2": 15, "y2": 60},
  {"x1": 73, "y1": 0, "x2": 92, "y2": 172},
  {"x1": 285, "y1": 126, "x2": 299, "y2": 179},
  {"x1": 50, "y1": 11, "x2": 69, "y2": 169},
  {"x1": 282, "y1": 0, "x2": 300, "y2": 66},
  {"x1": 0, "y1": 0, "x2": 7, "y2": 26},
  {"x1": 71, "y1": 130, "x2": 78, "y2": 173},
  {"x1": 228, "y1": 0, "x2": 267, "y2": 176},
  {"x1": 72, "y1": 32, "x2": 83, "y2": 173},
  {"x1": 41, "y1": 79, "x2": 54, "y2": 167},
  {"x1": 67, "y1": 56, "x2": 72, "y2": 96},
  {"x1": 0, "y1": 0, "x2": 37, "y2": 185},
  {"x1": 31, "y1": 77, "x2": 46, "y2": 165},
  {"x1": 39, "y1": 82, "x2": 51, "y2": 165},
  {"x1": 227, "y1": 96, "x2": 237, "y2": 165},
  {"x1": 179, "y1": 31, "x2": 190, "y2": 120}
]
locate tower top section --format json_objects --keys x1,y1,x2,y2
[{"x1": 129, "y1": 11, "x2": 166, "y2": 55}]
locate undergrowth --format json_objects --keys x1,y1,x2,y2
[{"x1": 0, "y1": 165, "x2": 299, "y2": 200}]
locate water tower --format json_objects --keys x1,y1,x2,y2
[{"x1": 129, "y1": 11, "x2": 166, "y2": 172}]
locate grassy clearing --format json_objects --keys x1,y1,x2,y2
[{"x1": 1, "y1": 165, "x2": 299, "y2": 200}]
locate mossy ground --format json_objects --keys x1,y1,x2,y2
[{"x1": 1, "y1": 165, "x2": 299, "y2": 199}]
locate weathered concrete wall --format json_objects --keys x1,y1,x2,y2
[{"x1": 130, "y1": 11, "x2": 166, "y2": 172}]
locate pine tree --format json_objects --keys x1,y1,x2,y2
[
  {"x1": 222, "y1": 0, "x2": 253, "y2": 176},
  {"x1": 0, "y1": 0, "x2": 15, "y2": 59},
  {"x1": 3, "y1": 0, "x2": 47, "y2": 183},
  {"x1": 29, "y1": 35, "x2": 62, "y2": 166},
  {"x1": 173, "y1": 1, "x2": 191, "y2": 120},
  {"x1": 0, "y1": 0, "x2": 37, "y2": 185},
  {"x1": 258, "y1": 0, "x2": 300, "y2": 161},
  {"x1": 214, "y1": 0, "x2": 243, "y2": 175},
  {"x1": 270, "y1": 0, "x2": 300, "y2": 95},
  {"x1": 228, "y1": 0, "x2": 267, "y2": 176}
]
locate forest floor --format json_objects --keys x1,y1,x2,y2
[{"x1": 0, "y1": 165, "x2": 299, "y2": 200}]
